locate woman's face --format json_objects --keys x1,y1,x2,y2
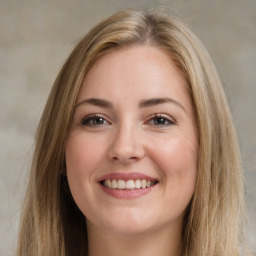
[{"x1": 65, "y1": 46, "x2": 198, "y2": 236}]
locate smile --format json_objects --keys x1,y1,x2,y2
[
  {"x1": 98, "y1": 172, "x2": 159, "y2": 198},
  {"x1": 102, "y1": 179, "x2": 158, "y2": 190}
]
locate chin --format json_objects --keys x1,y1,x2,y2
[
  {"x1": 87, "y1": 207, "x2": 157, "y2": 236},
  {"x1": 102, "y1": 221, "x2": 153, "y2": 236}
]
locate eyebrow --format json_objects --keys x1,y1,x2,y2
[
  {"x1": 75, "y1": 98, "x2": 113, "y2": 108},
  {"x1": 138, "y1": 97, "x2": 186, "y2": 112},
  {"x1": 75, "y1": 97, "x2": 186, "y2": 112}
]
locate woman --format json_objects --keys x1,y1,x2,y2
[{"x1": 17, "y1": 8, "x2": 249, "y2": 256}]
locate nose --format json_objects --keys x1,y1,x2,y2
[{"x1": 107, "y1": 125, "x2": 145, "y2": 164}]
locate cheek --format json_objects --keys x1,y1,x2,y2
[
  {"x1": 65, "y1": 134, "x2": 104, "y2": 204},
  {"x1": 65, "y1": 133, "x2": 108, "y2": 215},
  {"x1": 159, "y1": 136, "x2": 197, "y2": 216},
  {"x1": 151, "y1": 135, "x2": 197, "y2": 190},
  {"x1": 65, "y1": 133, "x2": 106, "y2": 177}
]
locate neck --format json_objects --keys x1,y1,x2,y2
[{"x1": 86, "y1": 221, "x2": 182, "y2": 256}]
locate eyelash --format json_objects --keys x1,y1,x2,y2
[
  {"x1": 80, "y1": 114, "x2": 110, "y2": 126},
  {"x1": 80, "y1": 113, "x2": 176, "y2": 127},
  {"x1": 146, "y1": 113, "x2": 176, "y2": 127}
]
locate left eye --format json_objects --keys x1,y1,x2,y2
[
  {"x1": 80, "y1": 115, "x2": 110, "y2": 126},
  {"x1": 147, "y1": 115, "x2": 175, "y2": 126}
]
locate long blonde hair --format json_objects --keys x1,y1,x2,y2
[{"x1": 17, "y1": 8, "x2": 248, "y2": 256}]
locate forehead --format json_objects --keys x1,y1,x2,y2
[{"x1": 78, "y1": 45, "x2": 191, "y2": 111}]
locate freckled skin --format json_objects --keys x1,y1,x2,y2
[{"x1": 65, "y1": 46, "x2": 197, "y2": 240}]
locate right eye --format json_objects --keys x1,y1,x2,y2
[{"x1": 80, "y1": 114, "x2": 110, "y2": 126}]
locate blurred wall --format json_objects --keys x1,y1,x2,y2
[{"x1": 0, "y1": 0, "x2": 255, "y2": 255}]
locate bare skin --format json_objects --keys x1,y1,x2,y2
[
  {"x1": 66, "y1": 46, "x2": 197, "y2": 256},
  {"x1": 87, "y1": 219, "x2": 182, "y2": 256}
]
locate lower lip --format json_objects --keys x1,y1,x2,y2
[{"x1": 99, "y1": 183, "x2": 156, "y2": 199}]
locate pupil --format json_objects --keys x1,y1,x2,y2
[
  {"x1": 155, "y1": 118, "x2": 165, "y2": 125},
  {"x1": 94, "y1": 118, "x2": 103, "y2": 124}
]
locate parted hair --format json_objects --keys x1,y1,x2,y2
[{"x1": 17, "y1": 8, "x2": 249, "y2": 256}]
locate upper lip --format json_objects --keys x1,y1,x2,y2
[{"x1": 97, "y1": 172, "x2": 158, "y2": 182}]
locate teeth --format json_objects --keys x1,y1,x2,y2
[
  {"x1": 135, "y1": 179, "x2": 141, "y2": 189},
  {"x1": 112, "y1": 179, "x2": 118, "y2": 189},
  {"x1": 117, "y1": 180, "x2": 125, "y2": 189},
  {"x1": 141, "y1": 179, "x2": 147, "y2": 189},
  {"x1": 103, "y1": 179, "x2": 156, "y2": 190},
  {"x1": 107, "y1": 179, "x2": 112, "y2": 188},
  {"x1": 126, "y1": 180, "x2": 135, "y2": 189}
]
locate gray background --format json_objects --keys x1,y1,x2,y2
[{"x1": 0, "y1": 0, "x2": 255, "y2": 255}]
